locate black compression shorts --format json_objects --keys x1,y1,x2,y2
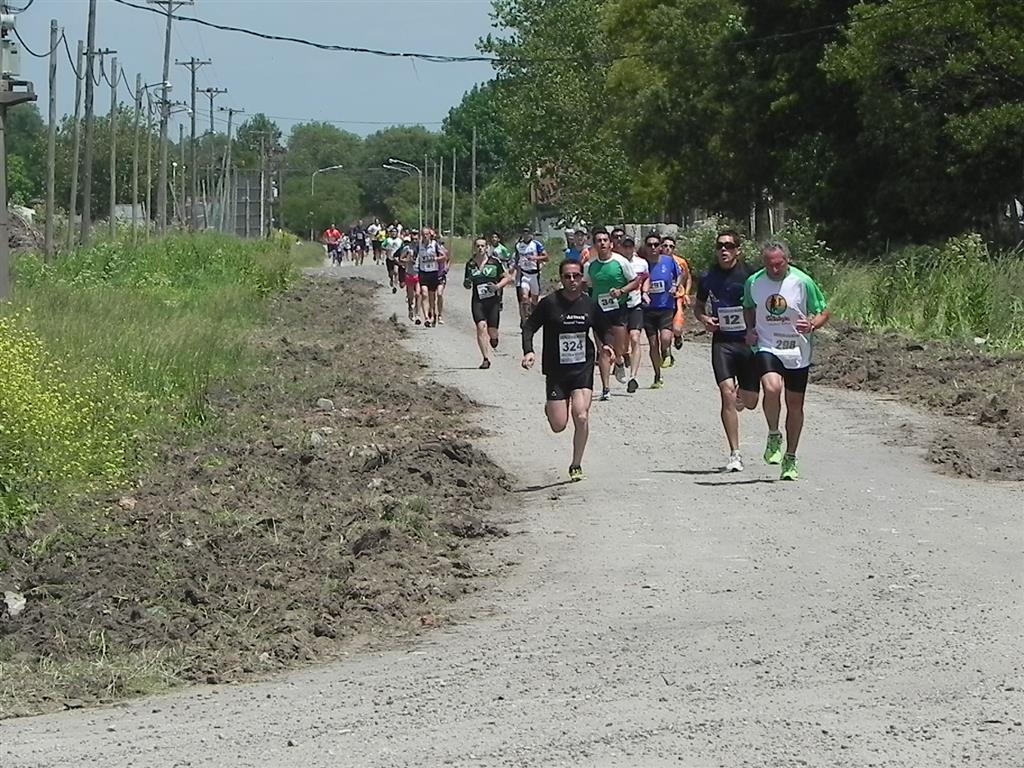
[
  {"x1": 712, "y1": 340, "x2": 759, "y2": 392},
  {"x1": 754, "y1": 351, "x2": 809, "y2": 394},
  {"x1": 545, "y1": 364, "x2": 594, "y2": 401},
  {"x1": 471, "y1": 297, "x2": 501, "y2": 329},
  {"x1": 419, "y1": 271, "x2": 440, "y2": 290},
  {"x1": 625, "y1": 306, "x2": 643, "y2": 332},
  {"x1": 643, "y1": 308, "x2": 675, "y2": 336}
]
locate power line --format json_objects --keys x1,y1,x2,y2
[
  {"x1": 11, "y1": 25, "x2": 64, "y2": 58},
  {"x1": 61, "y1": 32, "x2": 83, "y2": 80}
]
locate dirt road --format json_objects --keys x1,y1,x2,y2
[{"x1": 4, "y1": 263, "x2": 1022, "y2": 767}]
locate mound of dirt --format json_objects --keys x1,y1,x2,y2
[{"x1": 0, "y1": 277, "x2": 510, "y2": 717}]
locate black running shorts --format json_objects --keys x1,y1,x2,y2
[
  {"x1": 471, "y1": 297, "x2": 501, "y2": 329},
  {"x1": 754, "y1": 351, "x2": 809, "y2": 394},
  {"x1": 419, "y1": 271, "x2": 440, "y2": 290},
  {"x1": 626, "y1": 305, "x2": 643, "y2": 332},
  {"x1": 712, "y1": 341, "x2": 760, "y2": 392},
  {"x1": 545, "y1": 365, "x2": 594, "y2": 401},
  {"x1": 643, "y1": 308, "x2": 675, "y2": 336}
]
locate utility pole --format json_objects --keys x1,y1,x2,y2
[
  {"x1": 44, "y1": 19, "x2": 59, "y2": 260},
  {"x1": 218, "y1": 106, "x2": 242, "y2": 233},
  {"x1": 258, "y1": 133, "x2": 265, "y2": 238},
  {"x1": 424, "y1": 155, "x2": 432, "y2": 231},
  {"x1": 0, "y1": 5, "x2": 38, "y2": 298},
  {"x1": 67, "y1": 40, "x2": 84, "y2": 251},
  {"x1": 144, "y1": 89, "x2": 153, "y2": 239},
  {"x1": 450, "y1": 148, "x2": 456, "y2": 238},
  {"x1": 437, "y1": 157, "x2": 444, "y2": 234},
  {"x1": 80, "y1": 0, "x2": 99, "y2": 246},
  {"x1": 199, "y1": 85, "x2": 226, "y2": 225},
  {"x1": 175, "y1": 56, "x2": 209, "y2": 230},
  {"x1": 108, "y1": 56, "x2": 118, "y2": 239},
  {"x1": 470, "y1": 126, "x2": 477, "y2": 237},
  {"x1": 150, "y1": 0, "x2": 194, "y2": 233},
  {"x1": 178, "y1": 121, "x2": 185, "y2": 226},
  {"x1": 131, "y1": 73, "x2": 141, "y2": 238}
]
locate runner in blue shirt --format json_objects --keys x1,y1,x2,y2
[{"x1": 640, "y1": 244, "x2": 682, "y2": 389}]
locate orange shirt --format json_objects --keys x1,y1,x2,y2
[{"x1": 672, "y1": 255, "x2": 690, "y2": 298}]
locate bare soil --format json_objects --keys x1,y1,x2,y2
[{"x1": 0, "y1": 276, "x2": 509, "y2": 717}]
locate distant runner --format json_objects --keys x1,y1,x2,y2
[
  {"x1": 322, "y1": 224, "x2": 343, "y2": 265},
  {"x1": 743, "y1": 239, "x2": 830, "y2": 480},
  {"x1": 622, "y1": 237, "x2": 648, "y2": 394},
  {"x1": 384, "y1": 226, "x2": 404, "y2": 294},
  {"x1": 350, "y1": 220, "x2": 368, "y2": 266},
  {"x1": 399, "y1": 234, "x2": 420, "y2": 324},
  {"x1": 464, "y1": 237, "x2": 512, "y2": 369},
  {"x1": 662, "y1": 235, "x2": 692, "y2": 357},
  {"x1": 522, "y1": 260, "x2": 609, "y2": 482},
  {"x1": 514, "y1": 228, "x2": 548, "y2": 323},
  {"x1": 414, "y1": 228, "x2": 447, "y2": 327},
  {"x1": 694, "y1": 229, "x2": 759, "y2": 471},
  {"x1": 564, "y1": 228, "x2": 591, "y2": 264}
]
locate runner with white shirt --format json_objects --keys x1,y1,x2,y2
[
  {"x1": 584, "y1": 227, "x2": 642, "y2": 401},
  {"x1": 514, "y1": 227, "x2": 548, "y2": 324},
  {"x1": 384, "y1": 226, "x2": 404, "y2": 294},
  {"x1": 622, "y1": 237, "x2": 648, "y2": 394},
  {"x1": 414, "y1": 228, "x2": 447, "y2": 327},
  {"x1": 743, "y1": 239, "x2": 830, "y2": 480}
]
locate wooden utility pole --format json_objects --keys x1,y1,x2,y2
[
  {"x1": 175, "y1": 56, "x2": 209, "y2": 230},
  {"x1": 44, "y1": 19, "x2": 59, "y2": 260},
  {"x1": 470, "y1": 126, "x2": 477, "y2": 237},
  {"x1": 145, "y1": 89, "x2": 153, "y2": 240},
  {"x1": 67, "y1": 40, "x2": 84, "y2": 251},
  {"x1": 108, "y1": 56, "x2": 118, "y2": 238},
  {"x1": 79, "y1": 0, "x2": 99, "y2": 246},
  {"x1": 218, "y1": 106, "x2": 242, "y2": 233},
  {"x1": 131, "y1": 74, "x2": 141, "y2": 238},
  {"x1": 258, "y1": 133, "x2": 266, "y2": 237},
  {"x1": 450, "y1": 148, "x2": 456, "y2": 238},
  {"x1": 199, "y1": 86, "x2": 226, "y2": 226},
  {"x1": 437, "y1": 157, "x2": 444, "y2": 234},
  {"x1": 149, "y1": 0, "x2": 194, "y2": 233},
  {"x1": 178, "y1": 121, "x2": 185, "y2": 226},
  {"x1": 424, "y1": 156, "x2": 432, "y2": 231}
]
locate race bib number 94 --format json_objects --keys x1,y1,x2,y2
[{"x1": 558, "y1": 332, "x2": 586, "y2": 364}]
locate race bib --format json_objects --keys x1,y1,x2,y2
[
  {"x1": 775, "y1": 334, "x2": 800, "y2": 350},
  {"x1": 558, "y1": 332, "x2": 586, "y2": 364},
  {"x1": 649, "y1": 280, "x2": 666, "y2": 294},
  {"x1": 476, "y1": 282, "x2": 496, "y2": 300},
  {"x1": 717, "y1": 306, "x2": 745, "y2": 332},
  {"x1": 420, "y1": 256, "x2": 437, "y2": 271},
  {"x1": 598, "y1": 293, "x2": 619, "y2": 312}
]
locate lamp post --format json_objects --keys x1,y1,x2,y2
[
  {"x1": 309, "y1": 164, "x2": 344, "y2": 241},
  {"x1": 387, "y1": 157, "x2": 423, "y2": 232}
]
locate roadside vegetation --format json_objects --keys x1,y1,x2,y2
[{"x1": 0, "y1": 233, "x2": 296, "y2": 525}]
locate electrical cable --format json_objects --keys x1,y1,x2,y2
[
  {"x1": 7, "y1": 0, "x2": 34, "y2": 13},
  {"x1": 61, "y1": 32, "x2": 83, "y2": 80},
  {"x1": 109, "y1": 0, "x2": 948, "y2": 64},
  {"x1": 11, "y1": 25, "x2": 64, "y2": 58}
]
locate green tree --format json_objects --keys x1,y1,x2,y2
[
  {"x1": 359, "y1": 126, "x2": 440, "y2": 220},
  {"x1": 234, "y1": 113, "x2": 283, "y2": 169}
]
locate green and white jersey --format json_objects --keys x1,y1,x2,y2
[
  {"x1": 742, "y1": 266, "x2": 827, "y2": 369},
  {"x1": 585, "y1": 254, "x2": 637, "y2": 312}
]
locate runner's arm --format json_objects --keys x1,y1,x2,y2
[
  {"x1": 463, "y1": 261, "x2": 473, "y2": 290},
  {"x1": 521, "y1": 298, "x2": 547, "y2": 355}
]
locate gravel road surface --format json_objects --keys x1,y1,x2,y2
[{"x1": 3, "y1": 263, "x2": 1021, "y2": 767}]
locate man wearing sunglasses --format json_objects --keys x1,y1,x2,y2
[
  {"x1": 521, "y1": 260, "x2": 607, "y2": 482},
  {"x1": 695, "y1": 229, "x2": 760, "y2": 472}
]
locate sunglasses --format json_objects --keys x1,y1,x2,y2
[
  {"x1": 562, "y1": 273, "x2": 584, "y2": 280},
  {"x1": 716, "y1": 242, "x2": 738, "y2": 250}
]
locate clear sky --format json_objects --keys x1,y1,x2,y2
[{"x1": 13, "y1": 0, "x2": 498, "y2": 138}]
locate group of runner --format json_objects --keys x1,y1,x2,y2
[
  {"x1": 323, "y1": 218, "x2": 400, "y2": 267},
  {"x1": 516, "y1": 227, "x2": 829, "y2": 483},
  {"x1": 331, "y1": 219, "x2": 830, "y2": 484}
]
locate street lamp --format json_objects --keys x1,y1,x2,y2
[
  {"x1": 309, "y1": 164, "x2": 345, "y2": 241},
  {"x1": 387, "y1": 157, "x2": 423, "y2": 232}
]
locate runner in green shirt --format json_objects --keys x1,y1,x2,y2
[
  {"x1": 584, "y1": 227, "x2": 642, "y2": 401},
  {"x1": 464, "y1": 237, "x2": 513, "y2": 369}
]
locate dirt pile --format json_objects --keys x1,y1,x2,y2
[{"x1": 0, "y1": 276, "x2": 509, "y2": 717}]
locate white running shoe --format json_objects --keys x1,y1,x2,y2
[{"x1": 725, "y1": 452, "x2": 744, "y2": 472}]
